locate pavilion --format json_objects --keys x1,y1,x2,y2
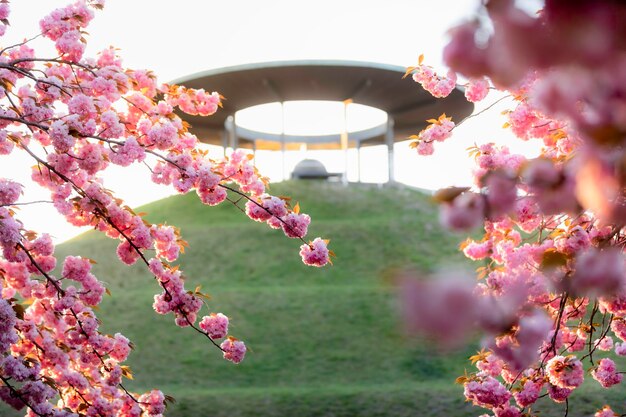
[{"x1": 173, "y1": 60, "x2": 474, "y2": 182}]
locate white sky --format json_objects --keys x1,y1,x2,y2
[
  {"x1": 236, "y1": 101, "x2": 389, "y2": 136},
  {"x1": 0, "y1": 1, "x2": 542, "y2": 242}
]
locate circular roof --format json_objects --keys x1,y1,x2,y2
[{"x1": 174, "y1": 60, "x2": 474, "y2": 148}]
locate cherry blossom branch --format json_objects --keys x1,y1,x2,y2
[
  {"x1": 3, "y1": 200, "x2": 54, "y2": 207},
  {"x1": 4, "y1": 114, "x2": 307, "y2": 251},
  {"x1": 580, "y1": 314, "x2": 614, "y2": 363},
  {"x1": 0, "y1": 375, "x2": 52, "y2": 417},
  {"x1": 0, "y1": 64, "x2": 74, "y2": 97},
  {"x1": 92, "y1": 206, "x2": 225, "y2": 352},
  {"x1": 0, "y1": 3, "x2": 326, "y2": 415},
  {"x1": 0, "y1": 114, "x2": 189, "y2": 179},
  {"x1": 587, "y1": 300, "x2": 599, "y2": 365},
  {"x1": 219, "y1": 183, "x2": 311, "y2": 247},
  {"x1": 16, "y1": 239, "x2": 144, "y2": 406},
  {"x1": 7, "y1": 58, "x2": 98, "y2": 76},
  {"x1": 0, "y1": 33, "x2": 43, "y2": 56},
  {"x1": 454, "y1": 94, "x2": 512, "y2": 130},
  {"x1": 16, "y1": 241, "x2": 64, "y2": 295},
  {"x1": 15, "y1": 137, "x2": 230, "y2": 354},
  {"x1": 550, "y1": 293, "x2": 569, "y2": 355}
]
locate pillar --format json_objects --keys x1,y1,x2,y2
[
  {"x1": 341, "y1": 100, "x2": 351, "y2": 186},
  {"x1": 221, "y1": 129, "x2": 228, "y2": 157},
  {"x1": 280, "y1": 102, "x2": 287, "y2": 181},
  {"x1": 225, "y1": 115, "x2": 238, "y2": 154},
  {"x1": 230, "y1": 115, "x2": 239, "y2": 150},
  {"x1": 356, "y1": 140, "x2": 361, "y2": 183},
  {"x1": 281, "y1": 140, "x2": 287, "y2": 181},
  {"x1": 386, "y1": 117, "x2": 395, "y2": 183}
]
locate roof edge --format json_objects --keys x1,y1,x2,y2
[{"x1": 170, "y1": 59, "x2": 408, "y2": 85}]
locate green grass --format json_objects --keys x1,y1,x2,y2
[{"x1": 0, "y1": 181, "x2": 620, "y2": 416}]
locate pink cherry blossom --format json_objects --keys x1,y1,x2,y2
[
  {"x1": 299, "y1": 238, "x2": 330, "y2": 267},
  {"x1": 591, "y1": 358, "x2": 622, "y2": 388},
  {"x1": 282, "y1": 212, "x2": 310, "y2": 239},
  {"x1": 199, "y1": 313, "x2": 229, "y2": 339},
  {"x1": 465, "y1": 78, "x2": 490, "y2": 102},
  {"x1": 547, "y1": 384, "x2": 572, "y2": 403},
  {"x1": 464, "y1": 376, "x2": 511, "y2": 409},
  {"x1": 595, "y1": 336, "x2": 614, "y2": 352},
  {"x1": 595, "y1": 406, "x2": 618, "y2": 417},
  {"x1": 545, "y1": 355, "x2": 584, "y2": 389},
  {"x1": 514, "y1": 380, "x2": 543, "y2": 408},
  {"x1": 615, "y1": 342, "x2": 626, "y2": 356},
  {"x1": 415, "y1": 140, "x2": 434, "y2": 155},
  {"x1": 221, "y1": 338, "x2": 246, "y2": 364},
  {"x1": 0, "y1": 180, "x2": 22, "y2": 206}
]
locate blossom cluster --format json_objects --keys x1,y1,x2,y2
[
  {"x1": 405, "y1": 55, "x2": 491, "y2": 103},
  {"x1": 0, "y1": 1, "x2": 330, "y2": 415},
  {"x1": 408, "y1": 55, "x2": 458, "y2": 99},
  {"x1": 408, "y1": 113, "x2": 455, "y2": 156},
  {"x1": 407, "y1": 59, "x2": 490, "y2": 154},
  {"x1": 404, "y1": 1, "x2": 626, "y2": 416}
]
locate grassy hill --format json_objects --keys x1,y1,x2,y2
[{"x1": 1, "y1": 181, "x2": 622, "y2": 416}]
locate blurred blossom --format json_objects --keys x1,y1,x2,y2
[
  {"x1": 439, "y1": 192, "x2": 486, "y2": 231},
  {"x1": 399, "y1": 270, "x2": 478, "y2": 348},
  {"x1": 487, "y1": 309, "x2": 551, "y2": 372},
  {"x1": 571, "y1": 248, "x2": 625, "y2": 298}
]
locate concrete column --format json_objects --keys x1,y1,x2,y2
[
  {"x1": 281, "y1": 140, "x2": 287, "y2": 181},
  {"x1": 280, "y1": 102, "x2": 287, "y2": 181},
  {"x1": 341, "y1": 100, "x2": 351, "y2": 186},
  {"x1": 225, "y1": 115, "x2": 236, "y2": 154},
  {"x1": 221, "y1": 129, "x2": 228, "y2": 157},
  {"x1": 386, "y1": 117, "x2": 395, "y2": 183},
  {"x1": 356, "y1": 140, "x2": 361, "y2": 183},
  {"x1": 231, "y1": 114, "x2": 239, "y2": 150},
  {"x1": 340, "y1": 131, "x2": 348, "y2": 186}
]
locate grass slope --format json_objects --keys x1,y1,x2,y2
[{"x1": 1, "y1": 181, "x2": 621, "y2": 416}]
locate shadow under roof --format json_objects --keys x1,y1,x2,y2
[{"x1": 173, "y1": 60, "x2": 474, "y2": 147}]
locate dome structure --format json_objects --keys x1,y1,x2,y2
[{"x1": 291, "y1": 159, "x2": 340, "y2": 180}]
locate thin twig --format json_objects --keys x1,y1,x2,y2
[
  {"x1": 3, "y1": 200, "x2": 54, "y2": 207},
  {"x1": 454, "y1": 95, "x2": 512, "y2": 130},
  {"x1": 0, "y1": 33, "x2": 43, "y2": 55}
]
